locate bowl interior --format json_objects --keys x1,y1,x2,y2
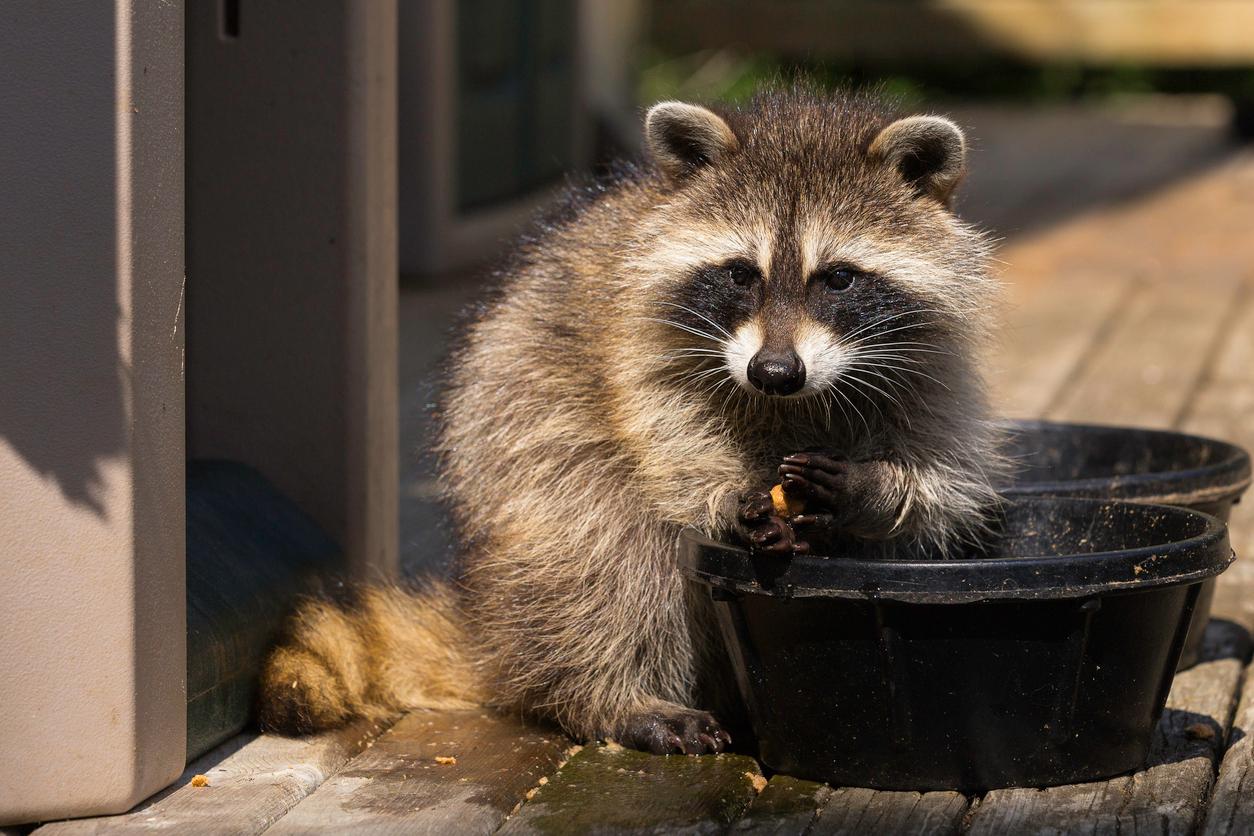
[
  {"x1": 681, "y1": 497, "x2": 1231, "y2": 601},
  {"x1": 986, "y1": 496, "x2": 1213, "y2": 559},
  {"x1": 1001, "y1": 420, "x2": 1249, "y2": 496}
]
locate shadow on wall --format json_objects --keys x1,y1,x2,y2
[{"x1": 0, "y1": 3, "x2": 126, "y2": 517}]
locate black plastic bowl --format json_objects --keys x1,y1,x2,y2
[
  {"x1": 1000, "y1": 420, "x2": 1251, "y2": 668},
  {"x1": 681, "y1": 498, "x2": 1232, "y2": 791}
]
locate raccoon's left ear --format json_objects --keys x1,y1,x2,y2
[
  {"x1": 644, "y1": 101, "x2": 739, "y2": 182},
  {"x1": 868, "y1": 115, "x2": 967, "y2": 205}
]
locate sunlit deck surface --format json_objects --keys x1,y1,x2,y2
[{"x1": 36, "y1": 113, "x2": 1254, "y2": 835}]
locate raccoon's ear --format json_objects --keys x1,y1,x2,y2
[
  {"x1": 644, "y1": 101, "x2": 739, "y2": 181},
  {"x1": 869, "y1": 115, "x2": 967, "y2": 205}
]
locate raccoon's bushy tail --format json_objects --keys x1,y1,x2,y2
[{"x1": 258, "y1": 581, "x2": 485, "y2": 735}]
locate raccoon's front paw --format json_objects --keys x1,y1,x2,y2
[
  {"x1": 736, "y1": 490, "x2": 807, "y2": 555},
  {"x1": 779, "y1": 454, "x2": 901, "y2": 540},
  {"x1": 748, "y1": 515, "x2": 809, "y2": 555},
  {"x1": 736, "y1": 489, "x2": 774, "y2": 526},
  {"x1": 617, "y1": 705, "x2": 732, "y2": 756}
]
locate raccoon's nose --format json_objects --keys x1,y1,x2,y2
[{"x1": 747, "y1": 349, "x2": 806, "y2": 396}]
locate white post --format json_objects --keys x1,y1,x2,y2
[{"x1": 0, "y1": 0, "x2": 186, "y2": 823}]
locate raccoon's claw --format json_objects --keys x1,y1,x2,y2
[
  {"x1": 779, "y1": 456, "x2": 849, "y2": 508},
  {"x1": 619, "y1": 707, "x2": 732, "y2": 756},
  {"x1": 780, "y1": 455, "x2": 902, "y2": 540},
  {"x1": 737, "y1": 488, "x2": 808, "y2": 554},
  {"x1": 748, "y1": 515, "x2": 804, "y2": 555},
  {"x1": 788, "y1": 512, "x2": 834, "y2": 553},
  {"x1": 737, "y1": 489, "x2": 775, "y2": 525},
  {"x1": 782, "y1": 452, "x2": 847, "y2": 474}
]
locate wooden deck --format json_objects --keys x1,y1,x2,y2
[{"x1": 38, "y1": 151, "x2": 1254, "y2": 834}]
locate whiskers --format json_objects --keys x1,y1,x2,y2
[
  {"x1": 638, "y1": 305, "x2": 951, "y2": 437},
  {"x1": 638, "y1": 312, "x2": 744, "y2": 414},
  {"x1": 655, "y1": 301, "x2": 735, "y2": 341},
  {"x1": 639, "y1": 317, "x2": 726, "y2": 346},
  {"x1": 818, "y1": 309, "x2": 953, "y2": 432}
]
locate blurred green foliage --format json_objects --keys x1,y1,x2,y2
[{"x1": 636, "y1": 47, "x2": 1254, "y2": 110}]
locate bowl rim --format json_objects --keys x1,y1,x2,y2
[
  {"x1": 997, "y1": 419, "x2": 1252, "y2": 506},
  {"x1": 680, "y1": 497, "x2": 1232, "y2": 603}
]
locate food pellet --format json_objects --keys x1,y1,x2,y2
[{"x1": 770, "y1": 483, "x2": 805, "y2": 517}]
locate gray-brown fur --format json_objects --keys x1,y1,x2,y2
[{"x1": 259, "y1": 88, "x2": 1008, "y2": 754}]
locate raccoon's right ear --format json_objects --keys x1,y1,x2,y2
[{"x1": 644, "y1": 102, "x2": 739, "y2": 182}]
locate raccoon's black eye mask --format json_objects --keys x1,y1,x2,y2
[
  {"x1": 717, "y1": 258, "x2": 869, "y2": 299},
  {"x1": 661, "y1": 246, "x2": 938, "y2": 353},
  {"x1": 807, "y1": 272, "x2": 938, "y2": 346},
  {"x1": 663, "y1": 261, "x2": 761, "y2": 338}
]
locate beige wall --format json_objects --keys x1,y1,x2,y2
[{"x1": 0, "y1": 1, "x2": 186, "y2": 824}]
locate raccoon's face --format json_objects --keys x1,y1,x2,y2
[
  {"x1": 636, "y1": 97, "x2": 992, "y2": 408},
  {"x1": 662, "y1": 235, "x2": 941, "y2": 401}
]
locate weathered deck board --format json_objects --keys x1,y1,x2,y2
[
  {"x1": 1180, "y1": 287, "x2": 1254, "y2": 634},
  {"x1": 993, "y1": 271, "x2": 1136, "y2": 419},
  {"x1": 809, "y1": 788, "x2": 968, "y2": 835},
  {"x1": 1045, "y1": 272, "x2": 1243, "y2": 428},
  {"x1": 1202, "y1": 660, "x2": 1254, "y2": 835},
  {"x1": 965, "y1": 621, "x2": 1249, "y2": 836},
  {"x1": 34, "y1": 719, "x2": 389, "y2": 836},
  {"x1": 1178, "y1": 287, "x2": 1254, "y2": 835},
  {"x1": 266, "y1": 711, "x2": 570, "y2": 836},
  {"x1": 497, "y1": 742, "x2": 761, "y2": 835},
  {"x1": 734, "y1": 775, "x2": 968, "y2": 836},
  {"x1": 732, "y1": 775, "x2": 831, "y2": 834}
]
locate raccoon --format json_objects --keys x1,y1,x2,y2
[{"x1": 259, "y1": 89, "x2": 1007, "y2": 755}]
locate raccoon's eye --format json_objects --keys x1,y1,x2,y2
[
  {"x1": 814, "y1": 265, "x2": 859, "y2": 292},
  {"x1": 723, "y1": 260, "x2": 760, "y2": 288}
]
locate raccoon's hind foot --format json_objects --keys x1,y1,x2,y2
[
  {"x1": 779, "y1": 454, "x2": 902, "y2": 540},
  {"x1": 736, "y1": 489, "x2": 807, "y2": 555},
  {"x1": 616, "y1": 704, "x2": 732, "y2": 756}
]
